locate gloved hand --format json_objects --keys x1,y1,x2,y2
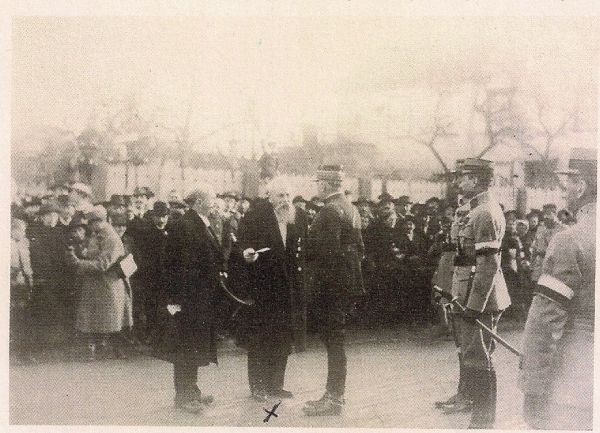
[
  {"x1": 167, "y1": 304, "x2": 181, "y2": 315},
  {"x1": 461, "y1": 307, "x2": 482, "y2": 319},
  {"x1": 243, "y1": 248, "x2": 259, "y2": 263}
]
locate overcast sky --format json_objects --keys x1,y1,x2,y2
[{"x1": 11, "y1": 16, "x2": 599, "y2": 160}]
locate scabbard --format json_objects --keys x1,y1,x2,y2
[{"x1": 432, "y1": 285, "x2": 522, "y2": 358}]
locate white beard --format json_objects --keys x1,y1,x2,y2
[{"x1": 274, "y1": 202, "x2": 295, "y2": 224}]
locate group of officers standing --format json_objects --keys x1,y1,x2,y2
[{"x1": 433, "y1": 152, "x2": 596, "y2": 430}]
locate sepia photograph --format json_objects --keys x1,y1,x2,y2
[{"x1": 5, "y1": 3, "x2": 599, "y2": 430}]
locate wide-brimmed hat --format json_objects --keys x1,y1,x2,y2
[
  {"x1": 151, "y1": 201, "x2": 170, "y2": 217},
  {"x1": 133, "y1": 186, "x2": 154, "y2": 198},
  {"x1": 169, "y1": 199, "x2": 187, "y2": 210},
  {"x1": 109, "y1": 194, "x2": 126, "y2": 207},
  {"x1": 394, "y1": 195, "x2": 411, "y2": 205}
]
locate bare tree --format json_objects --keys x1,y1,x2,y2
[
  {"x1": 389, "y1": 91, "x2": 457, "y2": 175},
  {"x1": 511, "y1": 93, "x2": 576, "y2": 189},
  {"x1": 532, "y1": 94, "x2": 573, "y2": 160},
  {"x1": 472, "y1": 83, "x2": 526, "y2": 159}
]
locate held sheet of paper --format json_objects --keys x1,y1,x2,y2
[{"x1": 2, "y1": 1, "x2": 599, "y2": 433}]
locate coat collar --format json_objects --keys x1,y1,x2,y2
[
  {"x1": 469, "y1": 190, "x2": 492, "y2": 210},
  {"x1": 184, "y1": 209, "x2": 221, "y2": 251}
]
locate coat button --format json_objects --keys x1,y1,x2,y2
[{"x1": 297, "y1": 266, "x2": 302, "y2": 271}]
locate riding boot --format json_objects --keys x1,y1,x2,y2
[
  {"x1": 436, "y1": 353, "x2": 467, "y2": 408},
  {"x1": 468, "y1": 369, "x2": 496, "y2": 429},
  {"x1": 442, "y1": 362, "x2": 474, "y2": 414}
]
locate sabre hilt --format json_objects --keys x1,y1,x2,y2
[
  {"x1": 432, "y1": 285, "x2": 459, "y2": 305},
  {"x1": 433, "y1": 286, "x2": 522, "y2": 358}
]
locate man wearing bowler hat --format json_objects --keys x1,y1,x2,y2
[
  {"x1": 303, "y1": 165, "x2": 365, "y2": 416},
  {"x1": 519, "y1": 148, "x2": 596, "y2": 430}
]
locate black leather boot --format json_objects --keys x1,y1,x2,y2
[
  {"x1": 438, "y1": 354, "x2": 473, "y2": 411},
  {"x1": 468, "y1": 369, "x2": 496, "y2": 429}
]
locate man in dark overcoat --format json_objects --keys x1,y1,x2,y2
[
  {"x1": 125, "y1": 187, "x2": 153, "y2": 344},
  {"x1": 154, "y1": 186, "x2": 224, "y2": 414},
  {"x1": 232, "y1": 180, "x2": 307, "y2": 402},
  {"x1": 136, "y1": 201, "x2": 172, "y2": 343},
  {"x1": 27, "y1": 201, "x2": 63, "y2": 355},
  {"x1": 302, "y1": 165, "x2": 365, "y2": 416}
]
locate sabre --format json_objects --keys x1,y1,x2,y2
[{"x1": 432, "y1": 285, "x2": 522, "y2": 358}]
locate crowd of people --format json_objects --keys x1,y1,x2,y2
[
  {"x1": 9, "y1": 151, "x2": 595, "y2": 428},
  {"x1": 10, "y1": 179, "x2": 573, "y2": 364}
]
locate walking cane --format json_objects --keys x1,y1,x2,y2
[{"x1": 432, "y1": 285, "x2": 522, "y2": 358}]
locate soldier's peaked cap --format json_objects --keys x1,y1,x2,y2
[
  {"x1": 556, "y1": 147, "x2": 597, "y2": 183},
  {"x1": 315, "y1": 164, "x2": 344, "y2": 182},
  {"x1": 459, "y1": 158, "x2": 494, "y2": 174}
]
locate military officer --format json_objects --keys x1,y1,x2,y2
[
  {"x1": 519, "y1": 148, "x2": 596, "y2": 430},
  {"x1": 451, "y1": 158, "x2": 511, "y2": 429},
  {"x1": 302, "y1": 165, "x2": 365, "y2": 416},
  {"x1": 436, "y1": 160, "x2": 476, "y2": 414}
]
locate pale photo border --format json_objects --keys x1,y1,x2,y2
[{"x1": 1, "y1": 1, "x2": 599, "y2": 432}]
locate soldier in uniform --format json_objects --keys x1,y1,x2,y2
[
  {"x1": 435, "y1": 160, "x2": 476, "y2": 413},
  {"x1": 302, "y1": 165, "x2": 365, "y2": 416},
  {"x1": 519, "y1": 148, "x2": 596, "y2": 430},
  {"x1": 450, "y1": 158, "x2": 511, "y2": 428}
]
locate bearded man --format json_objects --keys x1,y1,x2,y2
[{"x1": 233, "y1": 180, "x2": 307, "y2": 401}]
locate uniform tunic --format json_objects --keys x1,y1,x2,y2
[
  {"x1": 458, "y1": 191, "x2": 510, "y2": 370},
  {"x1": 530, "y1": 222, "x2": 566, "y2": 282},
  {"x1": 519, "y1": 202, "x2": 595, "y2": 430},
  {"x1": 451, "y1": 202, "x2": 474, "y2": 304}
]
